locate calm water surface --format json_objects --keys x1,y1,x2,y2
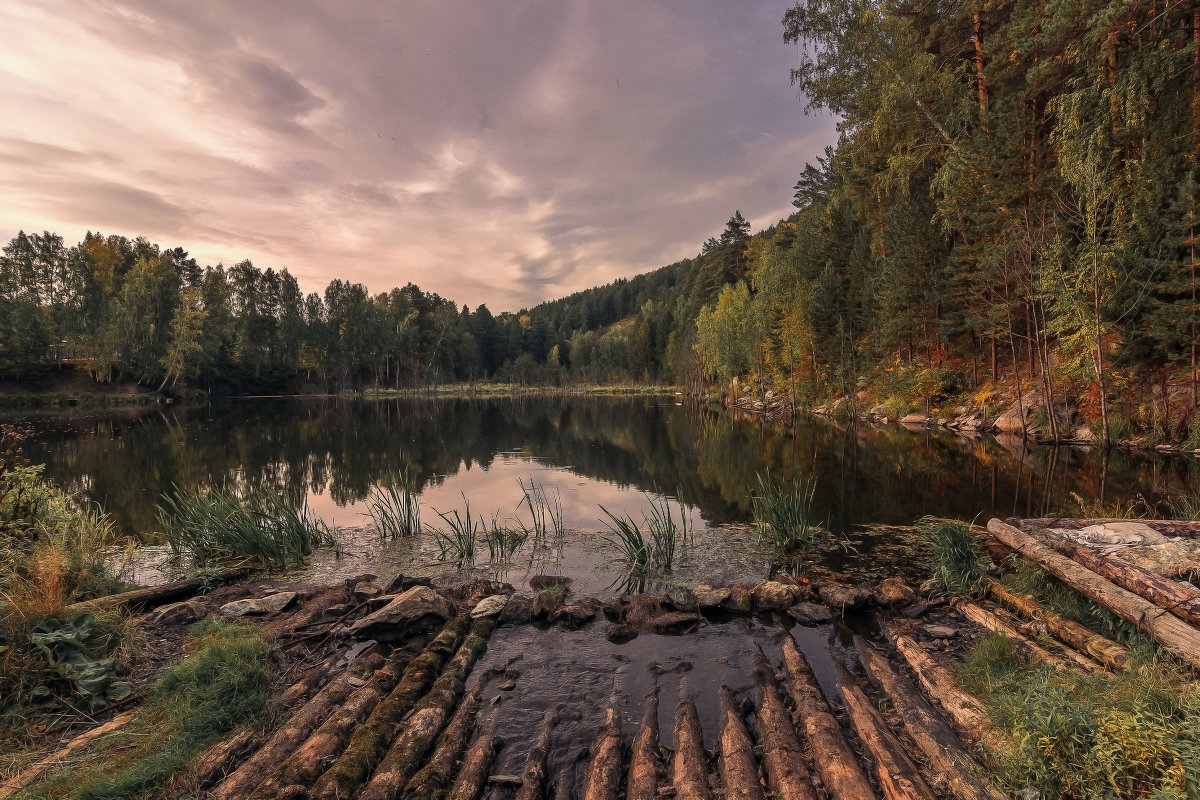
[{"x1": 14, "y1": 396, "x2": 1200, "y2": 589}]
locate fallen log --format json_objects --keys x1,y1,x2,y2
[
  {"x1": 1007, "y1": 518, "x2": 1200, "y2": 538},
  {"x1": 885, "y1": 628, "x2": 994, "y2": 747},
  {"x1": 65, "y1": 568, "x2": 249, "y2": 614},
  {"x1": 581, "y1": 705, "x2": 624, "y2": 800},
  {"x1": 1042, "y1": 532, "x2": 1200, "y2": 627},
  {"x1": 445, "y1": 712, "x2": 502, "y2": 800},
  {"x1": 401, "y1": 683, "x2": 485, "y2": 800},
  {"x1": 750, "y1": 651, "x2": 817, "y2": 800},
  {"x1": 778, "y1": 637, "x2": 875, "y2": 800},
  {"x1": 514, "y1": 709, "x2": 557, "y2": 800},
  {"x1": 988, "y1": 518, "x2": 1200, "y2": 668},
  {"x1": 626, "y1": 690, "x2": 660, "y2": 800},
  {"x1": 354, "y1": 617, "x2": 499, "y2": 800},
  {"x1": 986, "y1": 579, "x2": 1131, "y2": 671},
  {"x1": 838, "y1": 680, "x2": 935, "y2": 800},
  {"x1": 855, "y1": 640, "x2": 1005, "y2": 800},
  {"x1": 0, "y1": 711, "x2": 135, "y2": 799},
  {"x1": 717, "y1": 686, "x2": 764, "y2": 800},
  {"x1": 951, "y1": 598, "x2": 1093, "y2": 672},
  {"x1": 671, "y1": 697, "x2": 712, "y2": 800},
  {"x1": 249, "y1": 650, "x2": 412, "y2": 798},
  {"x1": 210, "y1": 648, "x2": 382, "y2": 800}
]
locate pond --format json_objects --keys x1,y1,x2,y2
[{"x1": 13, "y1": 395, "x2": 1200, "y2": 592}]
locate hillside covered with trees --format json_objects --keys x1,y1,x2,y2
[{"x1": 2, "y1": 0, "x2": 1198, "y2": 444}]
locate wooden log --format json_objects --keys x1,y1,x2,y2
[
  {"x1": 986, "y1": 579, "x2": 1131, "y2": 670},
  {"x1": 951, "y1": 598, "x2": 1092, "y2": 671},
  {"x1": 884, "y1": 628, "x2": 993, "y2": 747},
  {"x1": 401, "y1": 683, "x2": 484, "y2": 800},
  {"x1": 581, "y1": 705, "x2": 624, "y2": 800},
  {"x1": 444, "y1": 712, "x2": 502, "y2": 800},
  {"x1": 626, "y1": 690, "x2": 660, "y2": 800},
  {"x1": 1006, "y1": 517, "x2": 1200, "y2": 538},
  {"x1": 671, "y1": 697, "x2": 712, "y2": 800},
  {"x1": 514, "y1": 709, "x2": 557, "y2": 800},
  {"x1": 838, "y1": 681, "x2": 935, "y2": 800},
  {"x1": 717, "y1": 686, "x2": 764, "y2": 800},
  {"x1": 778, "y1": 637, "x2": 875, "y2": 800},
  {"x1": 65, "y1": 568, "x2": 249, "y2": 614},
  {"x1": 750, "y1": 651, "x2": 817, "y2": 800},
  {"x1": 248, "y1": 650, "x2": 412, "y2": 799},
  {"x1": 1042, "y1": 532, "x2": 1200, "y2": 627},
  {"x1": 210, "y1": 648, "x2": 383, "y2": 800},
  {"x1": 855, "y1": 640, "x2": 1005, "y2": 800},
  {"x1": 352, "y1": 617, "x2": 498, "y2": 800},
  {"x1": 988, "y1": 518, "x2": 1200, "y2": 667},
  {"x1": 0, "y1": 711, "x2": 135, "y2": 799}
]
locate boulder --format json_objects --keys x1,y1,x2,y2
[
  {"x1": 471, "y1": 594, "x2": 510, "y2": 619},
  {"x1": 552, "y1": 599, "x2": 602, "y2": 630},
  {"x1": 346, "y1": 586, "x2": 454, "y2": 641},
  {"x1": 817, "y1": 583, "x2": 872, "y2": 613},
  {"x1": 752, "y1": 580, "x2": 800, "y2": 612},
  {"x1": 663, "y1": 587, "x2": 699, "y2": 613},
  {"x1": 498, "y1": 595, "x2": 532, "y2": 625},
  {"x1": 924, "y1": 624, "x2": 958, "y2": 639},
  {"x1": 650, "y1": 612, "x2": 704, "y2": 635},
  {"x1": 606, "y1": 623, "x2": 638, "y2": 644},
  {"x1": 220, "y1": 591, "x2": 297, "y2": 618},
  {"x1": 720, "y1": 584, "x2": 753, "y2": 614},
  {"x1": 872, "y1": 577, "x2": 915, "y2": 608},
  {"x1": 618, "y1": 595, "x2": 667, "y2": 628},
  {"x1": 786, "y1": 602, "x2": 835, "y2": 625},
  {"x1": 1070, "y1": 425, "x2": 1095, "y2": 443},
  {"x1": 868, "y1": 404, "x2": 888, "y2": 418},
  {"x1": 529, "y1": 575, "x2": 572, "y2": 591},
  {"x1": 353, "y1": 581, "x2": 382, "y2": 601},
  {"x1": 692, "y1": 585, "x2": 731, "y2": 609},
  {"x1": 145, "y1": 599, "x2": 207, "y2": 626},
  {"x1": 531, "y1": 585, "x2": 569, "y2": 620},
  {"x1": 900, "y1": 412, "x2": 930, "y2": 426},
  {"x1": 993, "y1": 392, "x2": 1039, "y2": 433}
]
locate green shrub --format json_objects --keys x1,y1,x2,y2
[{"x1": 918, "y1": 516, "x2": 988, "y2": 597}]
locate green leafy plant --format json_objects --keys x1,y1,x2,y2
[{"x1": 752, "y1": 469, "x2": 820, "y2": 553}]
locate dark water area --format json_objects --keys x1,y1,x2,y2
[{"x1": 14, "y1": 395, "x2": 1199, "y2": 541}]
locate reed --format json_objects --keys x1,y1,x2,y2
[
  {"x1": 752, "y1": 470, "x2": 819, "y2": 553},
  {"x1": 365, "y1": 470, "x2": 422, "y2": 538},
  {"x1": 485, "y1": 512, "x2": 527, "y2": 562},
  {"x1": 516, "y1": 477, "x2": 565, "y2": 540},
  {"x1": 428, "y1": 494, "x2": 480, "y2": 566},
  {"x1": 601, "y1": 494, "x2": 688, "y2": 572}
]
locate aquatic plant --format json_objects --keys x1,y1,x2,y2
[
  {"x1": 601, "y1": 494, "x2": 688, "y2": 573},
  {"x1": 752, "y1": 470, "x2": 819, "y2": 553},
  {"x1": 918, "y1": 516, "x2": 988, "y2": 597},
  {"x1": 157, "y1": 483, "x2": 337, "y2": 570},
  {"x1": 517, "y1": 477, "x2": 565, "y2": 540},
  {"x1": 957, "y1": 631, "x2": 1200, "y2": 799},
  {"x1": 428, "y1": 495, "x2": 481, "y2": 566},
  {"x1": 365, "y1": 470, "x2": 422, "y2": 538},
  {"x1": 485, "y1": 512, "x2": 527, "y2": 562}
]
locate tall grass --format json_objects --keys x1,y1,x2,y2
[
  {"x1": 752, "y1": 470, "x2": 820, "y2": 553},
  {"x1": 601, "y1": 494, "x2": 689, "y2": 573},
  {"x1": 918, "y1": 516, "x2": 988, "y2": 597},
  {"x1": 364, "y1": 470, "x2": 421, "y2": 538},
  {"x1": 516, "y1": 477, "x2": 564, "y2": 540},
  {"x1": 157, "y1": 483, "x2": 337, "y2": 569},
  {"x1": 427, "y1": 495, "x2": 480, "y2": 566},
  {"x1": 485, "y1": 512, "x2": 526, "y2": 562}
]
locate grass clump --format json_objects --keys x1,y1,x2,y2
[
  {"x1": 752, "y1": 470, "x2": 820, "y2": 553},
  {"x1": 365, "y1": 470, "x2": 422, "y2": 538},
  {"x1": 24, "y1": 617, "x2": 276, "y2": 800},
  {"x1": 516, "y1": 477, "x2": 564, "y2": 540},
  {"x1": 957, "y1": 632, "x2": 1200, "y2": 799},
  {"x1": 601, "y1": 494, "x2": 689, "y2": 573},
  {"x1": 157, "y1": 482, "x2": 337, "y2": 570},
  {"x1": 428, "y1": 495, "x2": 481, "y2": 566},
  {"x1": 918, "y1": 516, "x2": 988, "y2": 597}
]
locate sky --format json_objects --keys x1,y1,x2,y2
[{"x1": 0, "y1": 1, "x2": 835, "y2": 311}]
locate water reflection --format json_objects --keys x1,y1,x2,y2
[{"x1": 14, "y1": 396, "x2": 1200, "y2": 543}]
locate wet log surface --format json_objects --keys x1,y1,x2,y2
[
  {"x1": 750, "y1": 651, "x2": 818, "y2": 800},
  {"x1": 671, "y1": 697, "x2": 712, "y2": 800},
  {"x1": 1007, "y1": 517, "x2": 1200, "y2": 538},
  {"x1": 717, "y1": 686, "x2": 764, "y2": 800},
  {"x1": 838, "y1": 679, "x2": 936, "y2": 800},
  {"x1": 625, "y1": 691, "x2": 660, "y2": 800},
  {"x1": 580, "y1": 705, "x2": 623, "y2": 800}
]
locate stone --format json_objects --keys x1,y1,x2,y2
[
  {"x1": 993, "y1": 392, "x2": 1040, "y2": 434},
  {"x1": 752, "y1": 580, "x2": 800, "y2": 612},
  {"x1": 817, "y1": 583, "x2": 872, "y2": 612},
  {"x1": 900, "y1": 412, "x2": 929, "y2": 425},
  {"x1": 529, "y1": 575, "x2": 572, "y2": 591},
  {"x1": 220, "y1": 591, "x2": 297, "y2": 618},
  {"x1": 868, "y1": 404, "x2": 888, "y2": 418},
  {"x1": 650, "y1": 612, "x2": 704, "y2": 635},
  {"x1": 620, "y1": 595, "x2": 667, "y2": 628},
  {"x1": 531, "y1": 585, "x2": 569, "y2": 619},
  {"x1": 552, "y1": 599, "x2": 601, "y2": 630},
  {"x1": 720, "y1": 584, "x2": 753, "y2": 614},
  {"x1": 606, "y1": 623, "x2": 639, "y2": 644},
  {"x1": 383, "y1": 574, "x2": 433, "y2": 594},
  {"x1": 903, "y1": 602, "x2": 931, "y2": 619},
  {"x1": 924, "y1": 624, "x2": 958, "y2": 639},
  {"x1": 145, "y1": 599, "x2": 207, "y2": 626},
  {"x1": 471, "y1": 594, "x2": 510, "y2": 619},
  {"x1": 692, "y1": 585, "x2": 731, "y2": 609},
  {"x1": 786, "y1": 602, "x2": 834, "y2": 625},
  {"x1": 346, "y1": 586, "x2": 454, "y2": 641},
  {"x1": 498, "y1": 595, "x2": 532, "y2": 625},
  {"x1": 663, "y1": 587, "x2": 698, "y2": 613},
  {"x1": 353, "y1": 582, "x2": 382, "y2": 601},
  {"x1": 872, "y1": 577, "x2": 916, "y2": 608},
  {"x1": 1070, "y1": 425, "x2": 1095, "y2": 443}
]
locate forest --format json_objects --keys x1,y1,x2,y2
[{"x1": 1, "y1": 0, "x2": 1198, "y2": 444}]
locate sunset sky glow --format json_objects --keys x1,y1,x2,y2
[{"x1": 0, "y1": 1, "x2": 834, "y2": 310}]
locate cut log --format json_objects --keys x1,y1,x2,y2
[
  {"x1": 0, "y1": 711, "x2": 135, "y2": 799},
  {"x1": 210, "y1": 648, "x2": 382, "y2": 800},
  {"x1": 750, "y1": 651, "x2": 817, "y2": 800},
  {"x1": 671, "y1": 697, "x2": 712, "y2": 800},
  {"x1": 626, "y1": 690, "x2": 660, "y2": 800},
  {"x1": 581, "y1": 705, "x2": 624, "y2": 800},
  {"x1": 717, "y1": 686, "x2": 764, "y2": 800},
  {"x1": 988, "y1": 518, "x2": 1200, "y2": 668},
  {"x1": 353, "y1": 617, "x2": 498, "y2": 800},
  {"x1": 1042, "y1": 532, "x2": 1200, "y2": 627},
  {"x1": 855, "y1": 640, "x2": 1005, "y2": 800},
  {"x1": 445, "y1": 712, "x2": 502, "y2": 800},
  {"x1": 65, "y1": 568, "x2": 249, "y2": 614},
  {"x1": 1007, "y1": 518, "x2": 1200, "y2": 538},
  {"x1": 778, "y1": 637, "x2": 875, "y2": 800},
  {"x1": 951, "y1": 598, "x2": 1094, "y2": 672},
  {"x1": 838, "y1": 681, "x2": 935, "y2": 800},
  {"x1": 885, "y1": 628, "x2": 994, "y2": 747},
  {"x1": 401, "y1": 683, "x2": 485, "y2": 800},
  {"x1": 248, "y1": 650, "x2": 411, "y2": 798},
  {"x1": 986, "y1": 579, "x2": 1131, "y2": 670},
  {"x1": 514, "y1": 709, "x2": 557, "y2": 800}
]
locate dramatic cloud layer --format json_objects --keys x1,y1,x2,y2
[{"x1": 0, "y1": 1, "x2": 834, "y2": 310}]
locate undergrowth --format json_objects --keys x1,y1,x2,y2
[
  {"x1": 958, "y1": 632, "x2": 1200, "y2": 799},
  {"x1": 918, "y1": 516, "x2": 988, "y2": 597}
]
